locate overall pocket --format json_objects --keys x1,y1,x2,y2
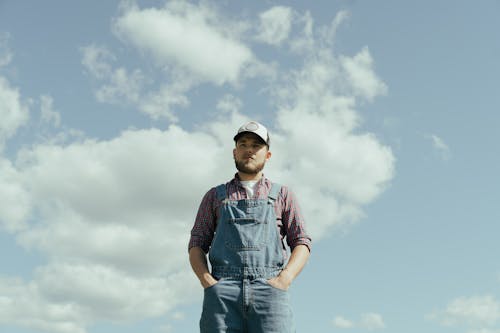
[{"x1": 224, "y1": 218, "x2": 267, "y2": 250}]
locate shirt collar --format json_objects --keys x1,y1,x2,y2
[{"x1": 233, "y1": 173, "x2": 268, "y2": 187}]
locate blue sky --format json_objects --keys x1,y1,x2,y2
[{"x1": 1, "y1": 1, "x2": 500, "y2": 332}]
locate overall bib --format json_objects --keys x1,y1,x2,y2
[{"x1": 200, "y1": 183, "x2": 295, "y2": 333}]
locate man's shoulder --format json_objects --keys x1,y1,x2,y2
[
  {"x1": 262, "y1": 179, "x2": 294, "y2": 199},
  {"x1": 204, "y1": 178, "x2": 237, "y2": 199},
  {"x1": 273, "y1": 183, "x2": 300, "y2": 202}
]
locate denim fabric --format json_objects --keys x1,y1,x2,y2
[
  {"x1": 200, "y1": 183, "x2": 295, "y2": 333},
  {"x1": 200, "y1": 279, "x2": 294, "y2": 333}
]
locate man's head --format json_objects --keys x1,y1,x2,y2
[
  {"x1": 233, "y1": 121, "x2": 270, "y2": 147},
  {"x1": 233, "y1": 121, "x2": 271, "y2": 178}
]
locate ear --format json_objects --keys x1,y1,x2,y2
[
  {"x1": 233, "y1": 148, "x2": 236, "y2": 158},
  {"x1": 265, "y1": 150, "x2": 272, "y2": 161}
]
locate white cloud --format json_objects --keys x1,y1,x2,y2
[
  {"x1": 34, "y1": 263, "x2": 190, "y2": 320},
  {"x1": 1, "y1": 5, "x2": 395, "y2": 332},
  {"x1": 1, "y1": 125, "x2": 233, "y2": 332},
  {"x1": 81, "y1": 45, "x2": 145, "y2": 106},
  {"x1": 139, "y1": 79, "x2": 191, "y2": 122},
  {"x1": 216, "y1": 94, "x2": 243, "y2": 114},
  {"x1": 0, "y1": 32, "x2": 13, "y2": 67},
  {"x1": 113, "y1": 1, "x2": 254, "y2": 85},
  {"x1": 289, "y1": 9, "x2": 350, "y2": 54},
  {"x1": 333, "y1": 313, "x2": 385, "y2": 330},
  {"x1": 170, "y1": 311, "x2": 185, "y2": 320},
  {"x1": 333, "y1": 316, "x2": 354, "y2": 328},
  {"x1": 82, "y1": 3, "x2": 278, "y2": 121},
  {"x1": 0, "y1": 158, "x2": 32, "y2": 232},
  {"x1": 256, "y1": 6, "x2": 293, "y2": 46},
  {"x1": 14, "y1": 127, "x2": 230, "y2": 259},
  {"x1": 95, "y1": 67, "x2": 145, "y2": 105},
  {"x1": 429, "y1": 133, "x2": 451, "y2": 160},
  {"x1": 340, "y1": 47, "x2": 388, "y2": 101},
  {"x1": 0, "y1": 77, "x2": 30, "y2": 149},
  {"x1": 318, "y1": 10, "x2": 350, "y2": 47},
  {"x1": 0, "y1": 266, "x2": 196, "y2": 333},
  {"x1": 289, "y1": 11, "x2": 386, "y2": 101},
  {"x1": 360, "y1": 313, "x2": 386, "y2": 329},
  {"x1": 289, "y1": 10, "x2": 315, "y2": 54},
  {"x1": 81, "y1": 44, "x2": 185, "y2": 121},
  {"x1": 40, "y1": 94, "x2": 61, "y2": 128},
  {"x1": 81, "y1": 44, "x2": 141, "y2": 103},
  {"x1": 80, "y1": 44, "x2": 115, "y2": 80},
  {"x1": 267, "y1": 21, "x2": 394, "y2": 237},
  {"x1": 431, "y1": 295, "x2": 500, "y2": 327},
  {"x1": 0, "y1": 276, "x2": 87, "y2": 333}
]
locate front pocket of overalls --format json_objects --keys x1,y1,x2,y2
[{"x1": 224, "y1": 218, "x2": 267, "y2": 250}]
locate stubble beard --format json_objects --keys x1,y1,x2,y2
[{"x1": 234, "y1": 159, "x2": 266, "y2": 175}]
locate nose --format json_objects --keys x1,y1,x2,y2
[{"x1": 244, "y1": 146, "x2": 254, "y2": 154}]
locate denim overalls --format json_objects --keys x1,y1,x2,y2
[{"x1": 200, "y1": 183, "x2": 295, "y2": 333}]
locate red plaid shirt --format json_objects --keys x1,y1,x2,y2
[{"x1": 189, "y1": 174, "x2": 312, "y2": 254}]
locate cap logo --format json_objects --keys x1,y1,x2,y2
[{"x1": 244, "y1": 122, "x2": 259, "y2": 131}]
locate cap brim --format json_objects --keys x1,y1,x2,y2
[{"x1": 233, "y1": 132, "x2": 267, "y2": 145}]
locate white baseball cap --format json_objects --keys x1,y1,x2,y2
[{"x1": 233, "y1": 121, "x2": 269, "y2": 145}]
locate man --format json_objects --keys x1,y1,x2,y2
[{"x1": 189, "y1": 121, "x2": 311, "y2": 332}]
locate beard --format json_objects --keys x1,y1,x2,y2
[{"x1": 234, "y1": 158, "x2": 266, "y2": 175}]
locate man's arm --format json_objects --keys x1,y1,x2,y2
[
  {"x1": 268, "y1": 244, "x2": 310, "y2": 290},
  {"x1": 189, "y1": 246, "x2": 218, "y2": 289},
  {"x1": 188, "y1": 188, "x2": 218, "y2": 289}
]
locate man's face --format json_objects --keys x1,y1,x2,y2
[{"x1": 233, "y1": 133, "x2": 271, "y2": 175}]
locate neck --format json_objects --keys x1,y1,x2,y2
[{"x1": 238, "y1": 171, "x2": 263, "y2": 181}]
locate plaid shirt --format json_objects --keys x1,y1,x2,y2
[{"x1": 189, "y1": 174, "x2": 312, "y2": 255}]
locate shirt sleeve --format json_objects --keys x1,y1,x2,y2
[
  {"x1": 280, "y1": 186, "x2": 312, "y2": 251},
  {"x1": 188, "y1": 187, "x2": 217, "y2": 253}
]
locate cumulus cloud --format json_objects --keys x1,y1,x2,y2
[
  {"x1": 0, "y1": 276, "x2": 88, "y2": 333},
  {"x1": 333, "y1": 313, "x2": 385, "y2": 330},
  {"x1": 0, "y1": 266, "x2": 195, "y2": 333},
  {"x1": 82, "y1": 3, "x2": 277, "y2": 121},
  {"x1": 216, "y1": 94, "x2": 243, "y2": 114},
  {"x1": 1, "y1": 4, "x2": 394, "y2": 333},
  {"x1": 81, "y1": 45, "x2": 145, "y2": 105},
  {"x1": 81, "y1": 44, "x2": 186, "y2": 121},
  {"x1": 113, "y1": 1, "x2": 253, "y2": 85},
  {"x1": 318, "y1": 10, "x2": 350, "y2": 48},
  {"x1": 0, "y1": 32, "x2": 13, "y2": 67},
  {"x1": 0, "y1": 158, "x2": 32, "y2": 232},
  {"x1": 430, "y1": 295, "x2": 500, "y2": 327},
  {"x1": 95, "y1": 67, "x2": 145, "y2": 106},
  {"x1": 428, "y1": 133, "x2": 451, "y2": 160},
  {"x1": 14, "y1": 127, "x2": 230, "y2": 263},
  {"x1": 139, "y1": 79, "x2": 191, "y2": 121},
  {"x1": 0, "y1": 76, "x2": 30, "y2": 150},
  {"x1": 1, "y1": 125, "x2": 235, "y2": 332},
  {"x1": 360, "y1": 313, "x2": 386, "y2": 329},
  {"x1": 40, "y1": 94, "x2": 61, "y2": 128},
  {"x1": 340, "y1": 47, "x2": 388, "y2": 101},
  {"x1": 256, "y1": 6, "x2": 293, "y2": 45},
  {"x1": 333, "y1": 316, "x2": 355, "y2": 328},
  {"x1": 80, "y1": 44, "x2": 116, "y2": 80},
  {"x1": 266, "y1": 15, "x2": 394, "y2": 237}
]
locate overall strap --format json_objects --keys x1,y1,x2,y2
[
  {"x1": 215, "y1": 184, "x2": 227, "y2": 201},
  {"x1": 267, "y1": 183, "x2": 281, "y2": 204}
]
